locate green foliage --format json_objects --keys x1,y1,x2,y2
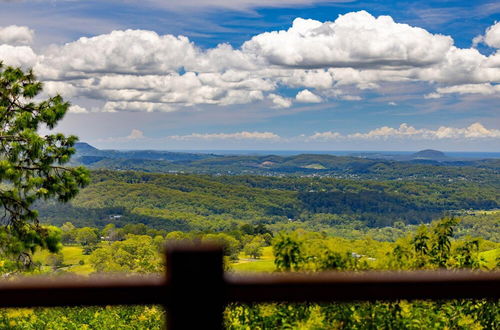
[
  {"x1": 75, "y1": 227, "x2": 99, "y2": 246},
  {"x1": 0, "y1": 63, "x2": 89, "y2": 263},
  {"x1": 273, "y1": 232, "x2": 304, "y2": 271},
  {"x1": 387, "y1": 217, "x2": 487, "y2": 270},
  {"x1": 243, "y1": 236, "x2": 265, "y2": 259},
  {"x1": 60, "y1": 221, "x2": 76, "y2": 244},
  {"x1": 1, "y1": 217, "x2": 498, "y2": 328},
  {"x1": 454, "y1": 238, "x2": 482, "y2": 269},
  {"x1": 32, "y1": 245, "x2": 93, "y2": 274},
  {"x1": 202, "y1": 233, "x2": 240, "y2": 261},
  {"x1": 36, "y1": 170, "x2": 499, "y2": 233},
  {"x1": 226, "y1": 219, "x2": 499, "y2": 329},
  {"x1": 89, "y1": 235, "x2": 163, "y2": 273},
  {"x1": 102, "y1": 223, "x2": 125, "y2": 241},
  {"x1": 0, "y1": 306, "x2": 164, "y2": 329},
  {"x1": 429, "y1": 217, "x2": 458, "y2": 267},
  {"x1": 454, "y1": 211, "x2": 500, "y2": 241},
  {"x1": 0, "y1": 225, "x2": 62, "y2": 271}
]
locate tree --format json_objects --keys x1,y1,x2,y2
[
  {"x1": 90, "y1": 235, "x2": 162, "y2": 273},
  {"x1": 202, "y1": 233, "x2": 240, "y2": 261},
  {"x1": 0, "y1": 62, "x2": 89, "y2": 258},
  {"x1": 0, "y1": 225, "x2": 62, "y2": 270},
  {"x1": 243, "y1": 236, "x2": 265, "y2": 259},
  {"x1": 165, "y1": 231, "x2": 188, "y2": 243},
  {"x1": 429, "y1": 217, "x2": 458, "y2": 267},
  {"x1": 75, "y1": 227, "x2": 100, "y2": 248},
  {"x1": 273, "y1": 232, "x2": 303, "y2": 271},
  {"x1": 60, "y1": 222, "x2": 76, "y2": 244}
]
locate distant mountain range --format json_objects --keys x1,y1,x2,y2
[
  {"x1": 352, "y1": 149, "x2": 449, "y2": 162},
  {"x1": 74, "y1": 142, "x2": 218, "y2": 163},
  {"x1": 73, "y1": 143, "x2": 491, "y2": 163},
  {"x1": 72, "y1": 143, "x2": 499, "y2": 183}
]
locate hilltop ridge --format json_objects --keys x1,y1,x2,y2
[
  {"x1": 72, "y1": 143, "x2": 499, "y2": 183},
  {"x1": 411, "y1": 149, "x2": 447, "y2": 160}
]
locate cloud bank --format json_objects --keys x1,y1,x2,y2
[
  {"x1": 119, "y1": 123, "x2": 499, "y2": 143},
  {"x1": 1, "y1": 11, "x2": 499, "y2": 113},
  {"x1": 306, "y1": 123, "x2": 500, "y2": 142},
  {"x1": 169, "y1": 131, "x2": 281, "y2": 141}
]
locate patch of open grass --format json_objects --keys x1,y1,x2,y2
[
  {"x1": 233, "y1": 246, "x2": 275, "y2": 272},
  {"x1": 33, "y1": 245, "x2": 93, "y2": 274},
  {"x1": 301, "y1": 164, "x2": 326, "y2": 170},
  {"x1": 232, "y1": 259, "x2": 275, "y2": 272},
  {"x1": 69, "y1": 263, "x2": 94, "y2": 274}
]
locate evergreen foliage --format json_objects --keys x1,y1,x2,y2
[{"x1": 0, "y1": 63, "x2": 89, "y2": 268}]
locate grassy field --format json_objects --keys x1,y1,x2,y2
[
  {"x1": 33, "y1": 246, "x2": 93, "y2": 274},
  {"x1": 232, "y1": 246, "x2": 275, "y2": 272},
  {"x1": 33, "y1": 244, "x2": 277, "y2": 274},
  {"x1": 33, "y1": 243, "x2": 498, "y2": 274}
]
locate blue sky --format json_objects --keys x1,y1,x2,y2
[{"x1": 0, "y1": 0, "x2": 499, "y2": 151}]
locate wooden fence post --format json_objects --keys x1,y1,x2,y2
[{"x1": 166, "y1": 244, "x2": 225, "y2": 330}]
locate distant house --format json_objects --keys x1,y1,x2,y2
[{"x1": 109, "y1": 215, "x2": 122, "y2": 220}]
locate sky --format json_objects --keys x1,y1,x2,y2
[{"x1": 0, "y1": 0, "x2": 499, "y2": 151}]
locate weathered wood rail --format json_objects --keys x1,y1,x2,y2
[{"x1": 0, "y1": 245, "x2": 498, "y2": 329}]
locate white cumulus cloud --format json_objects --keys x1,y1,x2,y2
[
  {"x1": 0, "y1": 44, "x2": 37, "y2": 68},
  {"x1": 308, "y1": 131, "x2": 342, "y2": 141},
  {"x1": 485, "y1": 22, "x2": 500, "y2": 48},
  {"x1": 243, "y1": 11, "x2": 452, "y2": 68},
  {"x1": 268, "y1": 93, "x2": 292, "y2": 108},
  {"x1": 348, "y1": 123, "x2": 423, "y2": 139},
  {"x1": 38, "y1": 30, "x2": 199, "y2": 77},
  {"x1": 307, "y1": 123, "x2": 500, "y2": 141},
  {"x1": 296, "y1": 89, "x2": 322, "y2": 103},
  {"x1": 0, "y1": 25, "x2": 34, "y2": 45},
  {"x1": 349, "y1": 123, "x2": 500, "y2": 140}
]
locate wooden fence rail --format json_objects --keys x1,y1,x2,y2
[{"x1": 0, "y1": 245, "x2": 498, "y2": 329}]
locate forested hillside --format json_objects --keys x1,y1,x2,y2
[{"x1": 37, "y1": 170, "x2": 499, "y2": 232}]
